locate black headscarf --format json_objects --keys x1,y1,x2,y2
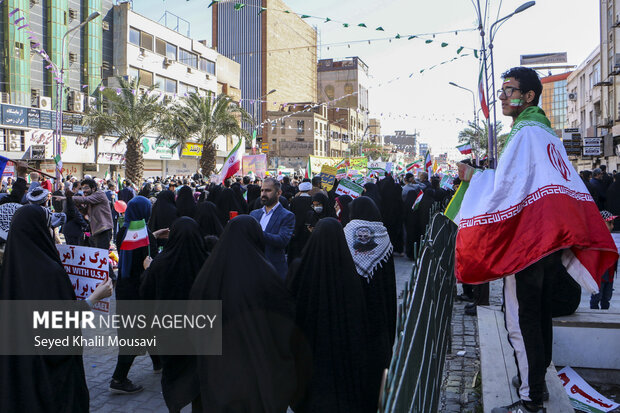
[
  {"x1": 306, "y1": 192, "x2": 337, "y2": 228},
  {"x1": 206, "y1": 184, "x2": 222, "y2": 204},
  {"x1": 230, "y1": 182, "x2": 249, "y2": 214},
  {"x1": 194, "y1": 201, "x2": 224, "y2": 238},
  {"x1": 286, "y1": 218, "x2": 370, "y2": 412},
  {"x1": 349, "y1": 196, "x2": 382, "y2": 222},
  {"x1": 140, "y1": 217, "x2": 207, "y2": 411},
  {"x1": 149, "y1": 190, "x2": 177, "y2": 232},
  {"x1": 176, "y1": 186, "x2": 196, "y2": 218},
  {"x1": 0, "y1": 205, "x2": 89, "y2": 412},
  {"x1": 246, "y1": 184, "x2": 261, "y2": 209},
  {"x1": 189, "y1": 216, "x2": 298, "y2": 412},
  {"x1": 605, "y1": 177, "x2": 620, "y2": 230},
  {"x1": 215, "y1": 187, "x2": 241, "y2": 225},
  {"x1": 336, "y1": 195, "x2": 353, "y2": 227},
  {"x1": 138, "y1": 183, "x2": 152, "y2": 198},
  {"x1": 363, "y1": 182, "x2": 382, "y2": 210}
]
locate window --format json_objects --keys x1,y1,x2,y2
[
  {"x1": 199, "y1": 58, "x2": 216, "y2": 74},
  {"x1": 14, "y1": 42, "x2": 24, "y2": 59},
  {"x1": 129, "y1": 27, "x2": 140, "y2": 45},
  {"x1": 140, "y1": 32, "x2": 153, "y2": 51},
  {"x1": 179, "y1": 82, "x2": 197, "y2": 96},
  {"x1": 166, "y1": 43, "x2": 177, "y2": 60},
  {"x1": 2, "y1": 129, "x2": 25, "y2": 152},
  {"x1": 156, "y1": 76, "x2": 177, "y2": 94},
  {"x1": 297, "y1": 120, "x2": 305, "y2": 134},
  {"x1": 138, "y1": 69, "x2": 153, "y2": 87},
  {"x1": 179, "y1": 49, "x2": 198, "y2": 68},
  {"x1": 155, "y1": 38, "x2": 166, "y2": 56}
]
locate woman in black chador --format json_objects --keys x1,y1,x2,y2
[
  {"x1": 345, "y1": 196, "x2": 397, "y2": 411},
  {"x1": 0, "y1": 205, "x2": 111, "y2": 412},
  {"x1": 141, "y1": 217, "x2": 208, "y2": 413},
  {"x1": 287, "y1": 217, "x2": 373, "y2": 413},
  {"x1": 189, "y1": 216, "x2": 298, "y2": 413},
  {"x1": 176, "y1": 186, "x2": 197, "y2": 219}
]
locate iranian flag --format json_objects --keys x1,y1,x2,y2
[
  {"x1": 479, "y1": 66, "x2": 489, "y2": 119},
  {"x1": 456, "y1": 142, "x2": 472, "y2": 155},
  {"x1": 407, "y1": 159, "x2": 423, "y2": 172},
  {"x1": 425, "y1": 151, "x2": 432, "y2": 176},
  {"x1": 219, "y1": 138, "x2": 242, "y2": 181},
  {"x1": 449, "y1": 108, "x2": 617, "y2": 291},
  {"x1": 305, "y1": 156, "x2": 312, "y2": 179},
  {"x1": 120, "y1": 219, "x2": 149, "y2": 250},
  {"x1": 411, "y1": 191, "x2": 424, "y2": 211}
]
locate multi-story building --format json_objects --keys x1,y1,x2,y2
[
  {"x1": 419, "y1": 142, "x2": 429, "y2": 157},
  {"x1": 213, "y1": 0, "x2": 317, "y2": 142},
  {"x1": 265, "y1": 104, "x2": 329, "y2": 169},
  {"x1": 112, "y1": 3, "x2": 242, "y2": 176},
  {"x1": 0, "y1": 0, "x2": 114, "y2": 177},
  {"x1": 327, "y1": 123, "x2": 349, "y2": 158},
  {"x1": 567, "y1": 47, "x2": 601, "y2": 136},
  {"x1": 318, "y1": 57, "x2": 370, "y2": 142},
  {"x1": 539, "y1": 72, "x2": 572, "y2": 137},
  {"x1": 384, "y1": 130, "x2": 418, "y2": 157},
  {"x1": 368, "y1": 118, "x2": 382, "y2": 145}
]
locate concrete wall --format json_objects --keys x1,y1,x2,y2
[{"x1": 265, "y1": 0, "x2": 317, "y2": 109}]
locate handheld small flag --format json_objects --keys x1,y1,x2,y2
[
  {"x1": 120, "y1": 219, "x2": 149, "y2": 250},
  {"x1": 425, "y1": 151, "x2": 432, "y2": 176},
  {"x1": 0, "y1": 156, "x2": 9, "y2": 178},
  {"x1": 479, "y1": 66, "x2": 489, "y2": 119},
  {"x1": 456, "y1": 142, "x2": 472, "y2": 155},
  {"x1": 219, "y1": 138, "x2": 242, "y2": 181},
  {"x1": 305, "y1": 157, "x2": 312, "y2": 179},
  {"x1": 412, "y1": 191, "x2": 424, "y2": 211}
]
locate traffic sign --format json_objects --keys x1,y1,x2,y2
[{"x1": 583, "y1": 146, "x2": 602, "y2": 156}]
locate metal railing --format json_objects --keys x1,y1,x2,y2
[{"x1": 379, "y1": 212, "x2": 458, "y2": 413}]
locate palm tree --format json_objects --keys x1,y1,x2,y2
[
  {"x1": 458, "y1": 120, "x2": 509, "y2": 158},
  {"x1": 83, "y1": 76, "x2": 165, "y2": 184},
  {"x1": 164, "y1": 93, "x2": 252, "y2": 176}
]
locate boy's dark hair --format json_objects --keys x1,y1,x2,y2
[
  {"x1": 311, "y1": 176, "x2": 322, "y2": 187},
  {"x1": 82, "y1": 179, "x2": 97, "y2": 190},
  {"x1": 501, "y1": 66, "x2": 543, "y2": 106},
  {"x1": 243, "y1": 176, "x2": 251, "y2": 185}
]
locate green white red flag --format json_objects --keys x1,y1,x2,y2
[
  {"x1": 479, "y1": 66, "x2": 489, "y2": 119},
  {"x1": 456, "y1": 142, "x2": 472, "y2": 155},
  {"x1": 219, "y1": 138, "x2": 242, "y2": 181},
  {"x1": 120, "y1": 219, "x2": 149, "y2": 251},
  {"x1": 412, "y1": 191, "x2": 424, "y2": 211}
]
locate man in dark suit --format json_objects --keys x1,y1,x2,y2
[{"x1": 250, "y1": 177, "x2": 295, "y2": 279}]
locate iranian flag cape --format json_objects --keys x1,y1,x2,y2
[{"x1": 448, "y1": 107, "x2": 617, "y2": 293}]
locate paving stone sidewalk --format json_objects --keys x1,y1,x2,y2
[{"x1": 437, "y1": 280, "x2": 503, "y2": 413}]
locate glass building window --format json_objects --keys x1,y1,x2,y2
[
  {"x1": 179, "y1": 49, "x2": 198, "y2": 68},
  {"x1": 138, "y1": 69, "x2": 154, "y2": 87},
  {"x1": 155, "y1": 38, "x2": 166, "y2": 56},
  {"x1": 129, "y1": 28, "x2": 140, "y2": 45},
  {"x1": 199, "y1": 58, "x2": 216, "y2": 74},
  {"x1": 140, "y1": 32, "x2": 153, "y2": 51},
  {"x1": 156, "y1": 76, "x2": 177, "y2": 94},
  {"x1": 128, "y1": 66, "x2": 139, "y2": 80},
  {"x1": 166, "y1": 43, "x2": 177, "y2": 60},
  {"x1": 297, "y1": 120, "x2": 305, "y2": 134},
  {"x1": 179, "y1": 82, "x2": 197, "y2": 96},
  {"x1": 14, "y1": 42, "x2": 24, "y2": 59}
]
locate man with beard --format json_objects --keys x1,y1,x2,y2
[{"x1": 250, "y1": 177, "x2": 295, "y2": 279}]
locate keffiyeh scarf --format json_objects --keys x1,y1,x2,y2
[{"x1": 344, "y1": 219, "x2": 393, "y2": 281}]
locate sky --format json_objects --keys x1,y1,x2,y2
[{"x1": 131, "y1": 0, "x2": 600, "y2": 160}]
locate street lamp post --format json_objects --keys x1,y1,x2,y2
[
  {"x1": 485, "y1": 1, "x2": 535, "y2": 168},
  {"x1": 53, "y1": 11, "x2": 100, "y2": 189},
  {"x1": 449, "y1": 81, "x2": 479, "y2": 162}
]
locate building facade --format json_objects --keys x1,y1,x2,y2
[
  {"x1": 539, "y1": 72, "x2": 572, "y2": 136},
  {"x1": 265, "y1": 104, "x2": 329, "y2": 169},
  {"x1": 318, "y1": 57, "x2": 370, "y2": 142},
  {"x1": 213, "y1": 0, "x2": 317, "y2": 142},
  {"x1": 384, "y1": 130, "x2": 418, "y2": 157}
]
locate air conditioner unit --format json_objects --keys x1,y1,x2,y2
[
  {"x1": 163, "y1": 57, "x2": 173, "y2": 67},
  {"x1": 69, "y1": 52, "x2": 77, "y2": 64},
  {"x1": 163, "y1": 95, "x2": 173, "y2": 105},
  {"x1": 37, "y1": 96, "x2": 52, "y2": 110},
  {"x1": 0, "y1": 92, "x2": 9, "y2": 104},
  {"x1": 69, "y1": 91, "x2": 84, "y2": 112},
  {"x1": 30, "y1": 0, "x2": 40, "y2": 5},
  {"x1": 205, "y1": 73, "x2": 211, "y2": 80},
  {"x1": 187, "y1": 67, "x2": 192, "y2": 74},
  {"x1": 102, "y1": 21, "x2": 110, "y2": 31},
  {"x1": 85, "y1": 96, "x2": 97, "y2": 110},
  {"x1": 139, "y1": 47, "x2": 146, "y2": 56},
  {"x1": 568, "y1": 93, "x2": 577, "y2": 101},
  {"x1": 68, "y1": 8, "x2": 77, "y2": 20}
]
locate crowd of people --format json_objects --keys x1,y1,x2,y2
[{"x1": 0, "y1": 157, "x2": 453, "y2": 412}]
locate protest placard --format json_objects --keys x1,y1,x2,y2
[
  {"x1": 57, "y1": 244, "x2": 110, "y2": 312},
  {"x1": 335, "y1": 179, "x2": 364, "y2": 198},
  {"x1": 319, "y1": 165, "x2": 337, "y2": 191},
  {"x1": 557, "y1": 366, "x2": 620, "y2": 413}
]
